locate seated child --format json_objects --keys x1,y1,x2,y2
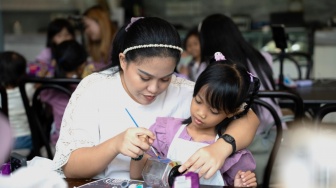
[
  {"x1": 40, "y1": 40, "x2": 87, "y2": 146},
  {"x1": 0, "y1": 51, "x2": 33, "y2": 150},
  {"x1": 130, "y1": 52, "x2": 259, "y2": 187}
]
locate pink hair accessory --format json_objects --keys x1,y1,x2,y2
[
  {"x1": 125, "y1": 17, "x2": 144, "y2": 32},
  {"x1": 247, "y1": 71, "x2": 255, "y2": 82},
  {"x1": 214, "y1": 52, "x2": 226, "y2": 61}
]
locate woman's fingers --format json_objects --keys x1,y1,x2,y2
[{"x1": 116, "y1": 127, "x2": 155, "y2": 158}]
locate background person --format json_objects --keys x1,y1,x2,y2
[
  {"x1": 82, "y1": 5, "x2": 117, "y2": 75},
  {"x1": 40, "y1": 40, "x2": 87, "y2": 146},
  {"x1": 33, "y1": 18, "x2": 76, "y2": 78},
  {"x1": 0, "y1": 51, "x2": 34, "y2": 150}
]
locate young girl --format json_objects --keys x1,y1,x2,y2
[
  {"x1": 34, "y1": 18, "x2": 76, "y2": 77},
  {"x1": 40, "y1": 40, "x2": 86, "y2": 146},
  {"x1": 130, "y1": 52, "x2": 259, "y2": 187},
  {"x1": 183, "y1": 26, "x2": 204, "y2": 81}
]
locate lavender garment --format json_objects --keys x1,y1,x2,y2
[
  {"x1": 36, "y1": 48, "x2": 52, "y2": 65},
  {"x1": 148, "y1": 117, "x2": 256, "y2": 186},
  {"x1": 40, "y1": 86, "x2": 76, "y2": 145}
]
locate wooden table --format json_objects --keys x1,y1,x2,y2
[
  {"x1": 282, "y1": 79, "x2": 336, "y2": 117},
  {"x1": 66, "y1": 178, "x2": 96, "y2": 188}
]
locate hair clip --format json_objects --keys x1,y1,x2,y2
[
  {"x1": 214, "y1": 52, "x2": 226, "y2": 61},
  {"x1": 247, "y1": 71, "x2": 255, "y2": 82},
  {"x1": 125, "y1": 17, "x2": 144, "y2": 32}
]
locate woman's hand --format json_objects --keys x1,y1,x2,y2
[
  {"x1": 178, "y1": 140, "x2": 230, "y2": 179},
  {"x1": 114, "y1": 127, "x2": 155, "y2": 159},
  {"x1": 234, "y1": 170, "x2": 257, "y2": 187}
]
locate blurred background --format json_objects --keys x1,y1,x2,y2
[{"x1": 0, "y1": 0, "x2": 335, "y2": 78}]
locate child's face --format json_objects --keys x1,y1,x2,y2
[
  {"x1": 190, "y1": 87, "x2": 229, "y2": 130},
  {"x1": 186, "y1": 35, "x2": 201, "y2": 60},
  {"x1": 53, "y1": 28, "x2": 73, "y2": 45},
  {"x1": 119, "y1": 53, "x2": 176, "y2": 105}
]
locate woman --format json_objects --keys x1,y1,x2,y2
[
  {"x1": 52, "y1": 17, "x2": 259, "y2": 180},
  {"x1": 82, "y1": 5, "x2": 117, "y2": 73}
]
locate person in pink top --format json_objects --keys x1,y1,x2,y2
[
  {"x1": 40, "y1": 40, "x2": 87, "y2": 146},
  {"x1": 33, "y1": 18, "x2": 76, "y2": 78},
  {"x1": 131, "y1": 52, "x2": 259, "y2": 187}
]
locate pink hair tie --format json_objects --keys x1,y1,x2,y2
[
  {"x1": 125, "y1": 17, "x2": 144, "y2": 32},
  {"x1": 214, "y1": 52, "x2": 226, "y2": 61}
]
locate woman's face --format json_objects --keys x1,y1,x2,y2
[
  {"x1": 83, "y1": 17, "x2": 101, "y2": 41},
  {"x1": 190, "y1": 86, "x2": 228, "y2": 131},
  {"x1": 120, "y1": 54, "x2": 176, "y2": 105},
  {"x1": 186, "y1": 35, "x2": 201, "y2": 61},
  {"x1": 53, "y1": 28, "x2": 73, "y2": 45}
]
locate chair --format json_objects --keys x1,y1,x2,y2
[
  {"x1": 252, "y1": 98, "x2": 282, "y2": 188},
  {"x1": 314, "y1": 104, "x2": 336, "y2": 125},
  {"x1": 252, "y1": 90, "x2": 304, "y2": 187},
  {"x1": 0, "y1": 84, "x2": 8, "y2": 117},
  {"x1": 19, "y1": 77, "x2": 81, "y2": 159},
  {"x1": 271, "y1": 52, "x2": 313, "y2": 81},
  {"x1": 257, "y1": 90, "x2": 304, "y2": 121}
]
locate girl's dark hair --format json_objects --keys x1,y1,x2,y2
[
  {"x1": 183, "y1": 56, "x2": 260, "y2": 136},
  {"x1": 53, "y1": 40, "x2": 87, "y2": 78},
  {"x1": 199, "y1": 14, "x2": 275, "y2": 92},
  {"x1": 46, "y1": 18, "x2": 76, "y2": 48},
  {"x1": 109, "y1": 17, "x2": 182, "y2": 71},
  {"x1": 0, "y1": 51, "x2": 27, "y2": 88}
]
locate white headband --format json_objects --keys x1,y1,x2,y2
[{"x1": 123, "y1": 44, "x2": 183, "y2": 54}]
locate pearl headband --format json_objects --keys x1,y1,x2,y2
[{"x1": 123, "y1": 44, "x2": 183, "y2": 54}]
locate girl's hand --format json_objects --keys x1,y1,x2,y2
[
  {"x1": 114, "y1": 127, "x2": 155, "y2": 159},
  {"x1": 234, "y1": 170, "x2": 257, "y2": 187},
  {"x1": 178, "y1": 141, "x2": 229, "y2": 179}
]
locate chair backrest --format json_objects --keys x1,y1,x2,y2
[
  {"x1": 253, "y1": 98, "x2": 283, "y2": 188},
  {"x1": 257, "y1": 90, "x2": 304, "y2": 121},
  {"x1": 288, "y1": 52, "x2": 313, "y2": 80},
  {"x1": 252, "y1": 90, "x2": 304, "y2": 187},
  {"x1": 314, "y1": 104, "x2": 336, "y2": 125},
  {"x1": 272, "y1": 52, "x2": 313, "y2": 80},
  {"x1": 19, "y1": 77, "x2": 81, "y2": 159},
  {"x1": 0, "y1": 84, "x2": 8, "y2": 117},
  {"x1": 0, "y1": 112, "x2": 12, "y2": 164}
]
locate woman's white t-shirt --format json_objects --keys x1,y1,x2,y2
[{"x1": 52, "y1": 68, "x2": 194, "y2": 179}]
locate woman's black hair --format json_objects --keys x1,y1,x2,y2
[
  {"x1": 182, "y1": 55, "x2": 260, "y2": 136},
  {"x1": 199, "y1": 14, "x2": 275, "y2": 93},
  {"x1": 53, "y1": 40, "x2": 87, "y2": 78},
  {"x1": 0, "y1": 51, "x2": 27, "y2": 88},
  {"x1": 108, "y1": 17, "x2": 182, "y2": 71},
  {"x1": 46, "y1": 18, "x2": 76, "y2": 48}
]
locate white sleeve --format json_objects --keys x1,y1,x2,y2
[{"x1": 52, "y1": 74, "x2": 102, "y2": 170}]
